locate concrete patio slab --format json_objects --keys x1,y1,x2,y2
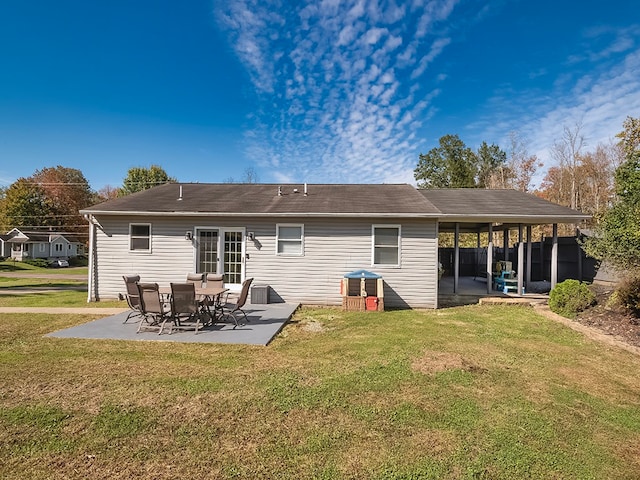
[{"x1": 46, "y1": 302, "x2": 299, "y2": 346}]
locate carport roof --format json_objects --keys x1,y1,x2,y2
[{"x1": 419, "y1": 188, "x2": 589, "y2": 229}]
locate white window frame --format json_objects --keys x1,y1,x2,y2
[
  {"x1": 129, "y1": 223, "x2": 152, "y2": 253},
  {"x1": 39, "y1": 243, "x2": 46, "y2": 253},
  {"x1": 372, "y1": 224, "x2": 401, "y2": 267},
  {"x1": 276, "y1": 224, "x2": 304, "y2": 256}
]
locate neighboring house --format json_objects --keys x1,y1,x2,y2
[
  {"x1": 0, "y1": 234, "x2": 11, "y2": 258},
  {"x1": 3, "y1": 228, "x2": 82, "y2": 261},
  {"x1": 80, "y1": 183, "x2": 588, "y2": 308}
]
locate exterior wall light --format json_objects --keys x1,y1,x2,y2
[{"x1": 185, "y1": 231, "x2": 193, "y2": 241}]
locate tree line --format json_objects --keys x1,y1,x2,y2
[
  {"x1": 0, "y1": 165, "x2": 175, "y2": 236},
  {"x1": 0, "y1": 165, "x2": 260, "y2": 236},
  {"x1": 414, "y1": 117, "x2": 639, "y2": 272}
]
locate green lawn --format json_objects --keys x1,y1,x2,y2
[
  {"x1": 0, "y1": 260, "x2": 88, "y2": 276},
  {"x1": 1, "y1": 305, "x2": 639, "y2": 479}
]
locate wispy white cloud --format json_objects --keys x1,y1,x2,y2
[
  {"x1": 467, "y1": 29, "x2": 640, "y2": 187},
  {"x1": 216, "y1": 0, "x2": 459, "y2": 183}
]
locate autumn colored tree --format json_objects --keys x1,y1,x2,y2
[
  {"x1": 120, "y1": 165, "x2": 176, "y2": 196},
  {"x1": 95, "y1": 185, "x2": 121, "y2": 202},
  {"x1": 1, "y1": 178, "x2": 58, "y2": 231},
  {"x1": 506, "y1": 131, "x2": 542, "y2": 192},
  {"x1": 1, "y1": 166, "x2": 95, "y2": 235}
]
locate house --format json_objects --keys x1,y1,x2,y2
[
  {"x1": 80, "y1": 183, "x2": 588, "y2": 308},
  {"x1": 2, "y1": 228, "x2": 83, "y2": 262}
]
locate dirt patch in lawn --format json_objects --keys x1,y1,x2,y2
[{"x1": 411, "y1": 351, "x2": 486, "y2": 375}]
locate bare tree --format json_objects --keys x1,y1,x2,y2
[
  {"x1": 507, "y1": 131, "x2": 542, "y2": 192},
  {"x1": 550, "y1": 122, "x2": 586, "y2": 210},
  {"x1": 242, "y1": 167, "x2": 260, "y2": 184}
]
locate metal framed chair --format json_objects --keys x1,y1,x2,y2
[
  {"x1": 121, "y1": 275, "x2": 142, "y2": 324},
  {"x1": 203, "y1": 274, "x2": 228, "y2": 319},
  {"x1": 220, "y1": 278, "x2": 253, "y2": 328},
  {"x1": 170, "y1": 282, "x2": 203, "y2": 334},
  {"x1": 186, "y1": 273, "x2": 204, "y2": 288},
  {"x1": 136, "y1": 282, "x2": 171, "y2": 334}
]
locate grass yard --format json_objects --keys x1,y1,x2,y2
[
  {"x1": 1, "y1": 305, "x2": 640, "y2": 479},
  {"x1": 0, "y1": 276, "x2": 126, "y2": 308},
  {"x1": 0, "y1": 260, "x2": 88, "y2": 276}
]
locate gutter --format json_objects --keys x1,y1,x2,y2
[{"x1": 79, "y1": 210, "x2": 442, "y2": 218}]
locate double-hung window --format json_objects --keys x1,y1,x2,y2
[
  {"x1": 372, "y1": 225, "x2": 400, "y2": 266},
  {"x1": 276, "y1": 224, "x2": 304, "y2": 256},
  {"x1": 130, "y1": 223, "x2": 151, "y2": 252}
]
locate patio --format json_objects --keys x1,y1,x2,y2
[
  {"x1": 438, "y1": 275, "x2": 549, "y2": 307},
  {"x1": 46, "y1": 302, "x2": 299, "y2": 346}
]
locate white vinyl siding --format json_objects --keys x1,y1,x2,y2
[
  {"x1": 276, "y1": 224, "x2": 303, "y2": 256},
  {"x1": 372, "y1": 225, "x2": 400, "y2": 266},
  {"x1": 129, "y1": 223, "x2": 151, "y2": 252},
  {"x1": 90, "y1": 216, "x2": 438, "y2": 308}
]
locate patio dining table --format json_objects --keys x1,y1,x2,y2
[{"x1": 158, "y1": 285, "x2": 229, "y2": 325}]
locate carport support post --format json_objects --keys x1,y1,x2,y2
[
  {"x1": 503, "y1": 228, "x2": 509, "y2": 261},
  {"x1": 517, "y1": 224, "x2": 524, "y2": 295},
  {"x1": 454, "y1": 222, "x2": 460, "y2": 294},
  {"x1": 487, "y1": 224, "x2": 493, "y2": 294},
  {"x1": 526, "y1": 225, "x2": 532, "y2": 285},
  {"x1": 551, "y1": 223, "x2": 558, "y2": 289}
]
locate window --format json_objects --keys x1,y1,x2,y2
[
  {"x1": 55, "y1": 243, "x2": 63, "y2": 252},
  {"x1": 39, "y1": 244, "x2": 46, "y2": 253},
  {"x1": 130, "y1": 224, "x2": 151, "y2": 252},
  {"x1": 372, "y1": 225, "x2": 400, "y2": 266},
  {"x1": 276, "y1": 224, "x2": 303, "y2": 256}
]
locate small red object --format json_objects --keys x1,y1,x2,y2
[{"x1": 366, "y1": 296, "x2": 378, "y2": 311}]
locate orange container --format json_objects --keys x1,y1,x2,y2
[{"x1": 366, "y1": 296, "x2": 378, "y2": 311}]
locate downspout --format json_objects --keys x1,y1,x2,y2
[
  {"x1": 486, "y1": 224, "x2": 493, "y2": 294},
  {"x1": 86, "y1": 215, "x2": 96, "y2": 303}
]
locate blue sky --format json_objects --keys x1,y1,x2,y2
[{"x1": 1, "y1": 0, "x2": 639, "y2": 191}]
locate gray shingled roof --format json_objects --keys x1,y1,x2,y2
[
  {"x1": 80, "y1": 183, "x2": 589, "y2": 224},
  {"x1": 81, "y1": 183, "x2": 440, "y2": 217},
  {"x1": 419, "y1": 189, "x2": 584, "y2": 216}
]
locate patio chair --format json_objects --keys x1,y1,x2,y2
[
  {"x1": 186, "y1": 273, "x2": 204, "y2": 288},
  {"x1": 121, "y1": 275, "x2": 142, "y2": 324},
  {"x1": 170, "y1": 282, "x2": 203, "y2": 334},
  {"x1": 220, "y1": 278, "x2": 253, "y2": 328},
  {"x1": 203, "y1": 273, "x2": 229, "y2": 318},
  {"x1": 136, "y1": 282, "x2": 171, "y2": 334}
]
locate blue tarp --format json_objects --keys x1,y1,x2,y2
[{"x1": 344, "y1": 269, "x2": 382, "y2": 279}]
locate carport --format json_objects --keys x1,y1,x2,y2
[{"x1": 420, "y1": 189, "x2": 590, "y2": 298}]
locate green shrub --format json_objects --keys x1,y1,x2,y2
[
  {"x1": 22, "y1": 258, "x2": 49, "y2": 268},
  {"x1": 549, "y1": 279, "x2": 596, "y2": 319},
  {"x1": 616, "y1": 275, "x2": 640, "y2": 317},
  {"x1": 69, "y1": 255, "x2": 88, "y2": 267}
]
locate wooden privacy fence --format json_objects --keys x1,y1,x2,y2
[{"x1": 439, "y1": 236, "x2": 597, "y2": 283}]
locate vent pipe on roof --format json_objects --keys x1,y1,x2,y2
[
  {"x1": 278, "y1": 186, "x2": 282, "y2": 196},
  {"x1": 304, "y1": 183, "x2": 308, "y2": 196},
  {"x1": 178, "y1": 185, "x2": 183, "y2": 201}
]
